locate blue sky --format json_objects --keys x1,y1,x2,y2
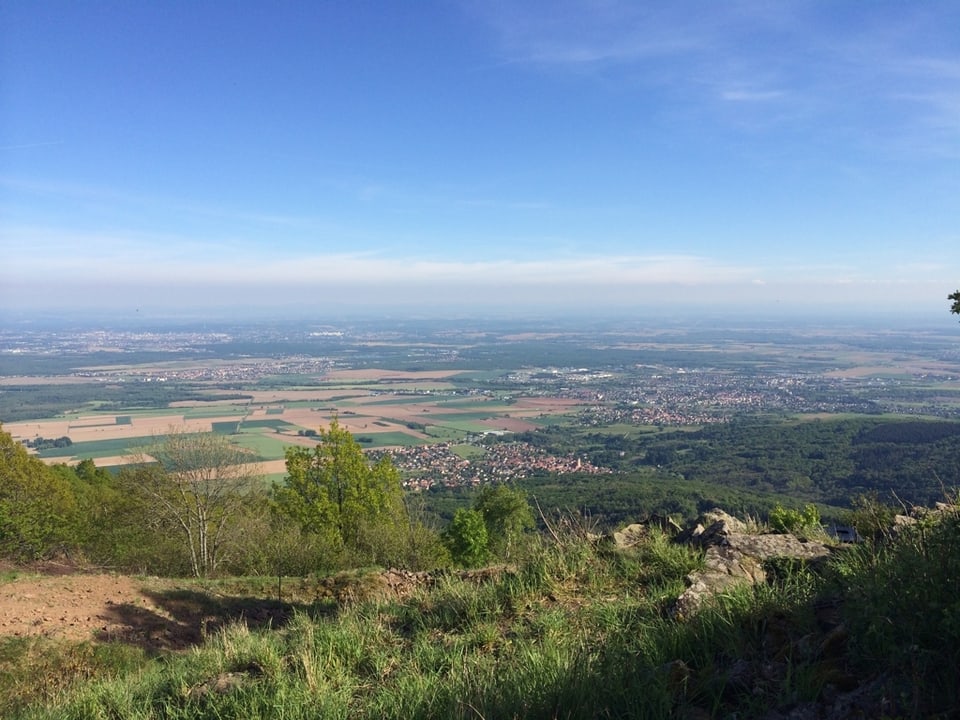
[{"x1": 2, "y1": 1, "x2": 959, "y2": 319}]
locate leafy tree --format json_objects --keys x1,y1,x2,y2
[
  {"x1": 473, "y1": 484, "x2": 534, "y2": 560},
  {"x1": 132, "y1": 428, "x2": 261, "y2": 577},
  {"x1": 273, "y1": 418, "x2": 408, "y2": 566},
  {"x1": 82, "y1": 464, "x2": 191, "y2": 575},
  {"x1": 443, "y1": 508, "x2": 489, "y2": 567},
  {"x1": 951, "y1": 290, "x2": 960, "y2": 318},
  {"x1": 0, "y1": 426, "x2": 78, "y2": 560}
]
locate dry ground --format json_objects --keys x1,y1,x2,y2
[
  {"x1": 0, "y1": 565, "x2": 295, "y2": 651},
  {"x1": 0, "y1": 565, "x2": 446, "y2": 653},
  {"x1": 0, "y1": 569, "x2": 195, "y2": 649}
]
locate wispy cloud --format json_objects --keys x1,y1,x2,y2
[
  {"x1": 2, "y1": 219, "x2": 950, "y2": 314},
  {"x1": 467, "y1": 0, "x2": 960, "y2": 152},
  {"x1": 0, "y1": 141, "x2": 63, "y2": 151},
  {"x1": 1, "y1": 224, "x2": 751, "y2": 287},
  {"x1": 719, "y1": 89, "x2": 785, "y2": 103}
]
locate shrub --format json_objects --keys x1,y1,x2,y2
[
  {"x1": 769, "y1": 503, "x2": 820, "y2": 535},
  {"x1": 443, "y1": 509, "x2": 489, "y2": 567}
]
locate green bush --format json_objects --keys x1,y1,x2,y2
[
  {"x1": 443, "y1": 508, "x2": 489, "y2": 567},
  {"x1": 769, "y1": 503, "x2": 820, "y2": 535}
]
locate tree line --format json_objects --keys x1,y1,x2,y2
[{"x1": 0, "y1": 420, "x2": 534, "y2": 577}]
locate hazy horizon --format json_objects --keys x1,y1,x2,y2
[{"x1": 2, "y1": 302, "x2": 958, "y2": 335}]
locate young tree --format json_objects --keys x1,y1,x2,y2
[
  {"x1": 134, "y1": 428, "x2": 261, "y2": 577},
  {"x1": 473, "y1": 483, "x2": 535, "y2": 561},
  {"x1": 443, "y1": 508, "x2": 489, "y2": 567},
  {"x1": 273, "y1": 419, "x2": 408, "y2": 566}
]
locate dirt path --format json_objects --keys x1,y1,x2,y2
[
  {"x1": 0, "y1": 571, "x2": 181, "y2": 647},
  {"x1": 0, "y1": 568, "x2": 292, "y2": 651}
]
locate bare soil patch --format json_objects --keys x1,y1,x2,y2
[
  {"x1": 0, "y1": 566, "x2": 472, "y2": 653},
  {"x1": 0, "y1": 567, "x2": 292, "y2": 652},
  {"x1": 0, "y1": 570, "x2": 184, "y2": 648}
]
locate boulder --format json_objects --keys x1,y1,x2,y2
[
  {"x1": 675, "y1": 508, "x2": 748, "y2": 547},
  {"x1": 672, "y1": 516, "x2": 832, "y2": 618},
  {"x1": 610, "y1": 523, "x2": 648, "y2": 549}
]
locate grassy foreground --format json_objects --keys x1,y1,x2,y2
[{"x1": 5, "y1": 511, "x2": 960, "y2": 719}]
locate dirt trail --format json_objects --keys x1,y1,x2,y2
[
  {"x1": 0, "y1": 566, "x2": 295, "y2": 650},
  {"x1": 0, "y1": 570, "x2": 193, "y2": 647},
  {"x1": 0, "y1": 564, "x2": 494, "y2": 651}
]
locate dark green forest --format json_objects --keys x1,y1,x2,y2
[
  {"x1": 0, "y1": 384, "x2": 252, "y2": 422},
  {"x1": 487, "y1": 416, "x2": 960, "y2": 521}
]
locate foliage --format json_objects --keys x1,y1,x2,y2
[
  {"x1": 950, "y1": 289, "x2": 960, "y2": 317},
  {"x1": 273, "y1": 419, "x2": 411, "y2": 568},
  {"x1": 0, "y1": 426, "x2": 79, "y2": 560},
  {"x1": 844, "y1": 492, "x2": 897, "y2": 541},
  {"x1": 442, "y1": 508, "x2": 489, "y2": 567},
  {"x1": 133, "y1": 428, "x2": 263, "y2": 577},
  {"x1": 768, "y1": 503, "x2": 821, "y2": 535},
  {"x1": 522, "y1": 416, "x2": 960, "y2": 512},
  {"x1": 8, "y1": 509, "x2": 960, "y2": 719},
  {"x1": 473, "y1": 483, "x2": 535, "y2": 561},
  {"x1": 22, "y1": 436, "x2": 72, "y2": 450},
  {"x1": 830, "y1": 507, "x2": 960, "y2": 716}
]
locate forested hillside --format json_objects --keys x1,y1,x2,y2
[{"x1": 501, "y1": 416, "x2": 960, "y2": 516}]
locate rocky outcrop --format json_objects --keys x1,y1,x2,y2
[
  {"x1": 608, "y1": 523, "x2": 649, "y2": 550},
  {"x1": 672, "y1": 509, "x2": 833, "y2": 618}
]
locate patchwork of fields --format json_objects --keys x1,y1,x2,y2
[{"x1": 4, "y1": 368, "x2": 584, "y2": 479}]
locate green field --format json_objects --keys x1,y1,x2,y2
[
  {"x1": 530, "y1": 414, "x2": 578, "y2": 427},
  {"x1": 353, "y1": 431, "x2": 424, "y2": 448},
  {"x1": 38, "y1": 437, "x2": 152, "y2": 460},
  {"x1": 265, "y1": 399, "x2": 347, "y2": 410},
  {"x1": 211, "y1": 421, "x2": 242, "y2": 435},
  {"x1": 237, "y1": 419, "x2": 300, "y2": 432},
  {"x1": 180, "y1": 406, "x2": 249, "y2": 419},
  {"x1": 361, "y1": 395, "x2": 440, "y2": 406},
  {"x1": 450, "y1": 443, "x2": 486, "y2": 460},
  {"x1": 431, "y1": 398, "x2": 502, "y2": 409},
  {"x1": 423, "y1": 426, "x2": 471, "y2": 442},
  {"x1": 427, "y1": 419, "x2": 494, "y2": 433},
  {"x1": 229, "y1": 432, "x2": 291, "y2": 461}
]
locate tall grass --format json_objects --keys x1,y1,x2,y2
[
  {"x1": 12, "y1": 511, "x2": 960, "y2": 719},
  {"x1": 829, "y1": 506, "x2": 960, "y2": 717}
]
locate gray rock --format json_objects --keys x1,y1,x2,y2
[
  {"x1": 610, "y1": 523, "x2": 648, "y2": 549},
  {"x1": 676, "y1": 508, "x2": 749, "y2": 547},
  {"x1": 673, "y1": 518, "x2": 832, "y2": 618}
]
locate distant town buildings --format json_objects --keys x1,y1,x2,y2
[{"x1": 372, "y1": 440, "x2": 610, "y2": 491}]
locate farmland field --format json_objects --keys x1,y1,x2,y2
[{"x1": 3, "y1": 364, "x2": 587, "y2": 470}]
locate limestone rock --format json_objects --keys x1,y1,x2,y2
[
  {"x1": 672, "y1": 516, "x2": 832, "y2": 618},
  {"x1": 676, "y1": 508, "x2": 748, "y2": 547},
  {"x1": 610, "y1": 523, "x2": 648, "y2": 549}
]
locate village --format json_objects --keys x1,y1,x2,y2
[{"x1": 371, "y1": 439, "x2": 611, "y2": 491}]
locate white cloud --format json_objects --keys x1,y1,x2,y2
[
  {"x1": 720, "y1": 89, "x2": 785, "y2": 103},
  {"x1": 468, "y1": 0, "x2": 960, "y2": 153}
]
